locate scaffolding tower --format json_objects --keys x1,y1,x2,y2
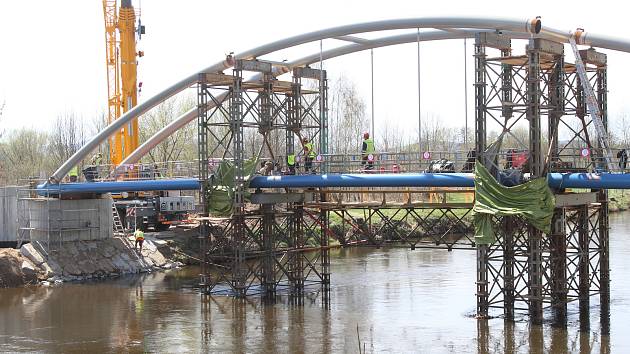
[
  {"x1": 473, "y1": 33, "x2": 610, "y2": 331},
  {"x1": 197, "y1": 59, "x2": 330, "y2": 299}
]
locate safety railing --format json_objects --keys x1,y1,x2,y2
[{"x1": 50, "y1": 146, "x2": 630, "y2": 184}]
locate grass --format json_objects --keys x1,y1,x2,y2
[
  {"x1": 325, "y1": 204, "x2": 473, "y2": 227},
  {"x1": 607, "y1": 189, "x2": 630, "y2": 212}
]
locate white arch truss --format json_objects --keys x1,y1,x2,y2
[{"x1": 50, "y1": 16, "x2": 630, "y2": 182}]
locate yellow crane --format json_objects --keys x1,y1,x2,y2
[{"x1": 102, "y1": 0, "x2": 144, "y2": 166}]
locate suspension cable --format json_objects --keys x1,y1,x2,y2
[
  {"x1": 417, "y1": 28, "x2": 422, "y2": 153},
  {"x1": 464, "y1": 38, "x2": 468, "y2": 148},
  {"x1": 371, "y1": 48, "x2": 375, "y2": 139}
]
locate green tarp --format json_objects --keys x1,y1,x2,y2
[
  {"x1": 473, "y1": 163, "x2": 555, "y2": 244},
  {"x1": 207, "y1": 158, "x2": 259, "y2": 215}
]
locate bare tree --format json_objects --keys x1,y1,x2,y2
[
  {"x1": 614, "y1": 113, "x2": 630, "y2": 148},
  {"x1": 46, "y1": 112, "x2": 88, "y2": 172},
  {"x1": 420, "y1": 114, "x2": 460, "y2": 152},
  {"x1": 0, "y1": 101, "x2": 5, "y2": 184},
  {"x1": 501, "y1": 126, "x2": 529, "y2": 150},
  {"x1": 329, "y1": 75, "x2": 368, "y2": 155},
  {"x1": 380, "y1": 120, "x2": 407, "y2": 153},
  {"x1": 139, "y1": 95, "x2": 196, "y2": 164},
  {"x1": 0, "y1": 101, "x2": 5, "y2": 140}
]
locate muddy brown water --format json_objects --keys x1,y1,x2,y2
[{"x1": 1, "y1": 213, "x2": 629, "y2": 353}]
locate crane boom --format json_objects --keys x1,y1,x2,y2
[
  {"x1": 102, "y1": 0, "x2": 140, "y2": 166},
  {"x1": 102, "y1": 0, "x2": 121, "y2": 164}
]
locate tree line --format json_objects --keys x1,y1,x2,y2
[{"x1": 0, "y1": 95, "x2": 197, "y2": 185}]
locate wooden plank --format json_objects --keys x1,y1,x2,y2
[{"x1": 554, "y1": 192, "x2": 597, "y2": 207}]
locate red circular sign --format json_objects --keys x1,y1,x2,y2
[{"x1": 422, "y1": 151, "x2": 431, "y2": 160}]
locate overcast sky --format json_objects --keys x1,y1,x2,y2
[{"x1": 0, "y1": 0, "x2": 627, "y2": 143}]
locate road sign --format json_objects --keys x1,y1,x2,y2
[
  {"x1": 422, "y1": 151, "x2": 431, "y2": 160},
  {"x1": 580, "y1": 148, "x2": 590, "y2": 158}
]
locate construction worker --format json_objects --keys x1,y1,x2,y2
[
  {"x1": 617, "y1": 149, "x2": 628, "y2": 171},
  {"x1": 84, "y1": 152, "x2": 103, "y2": 182},
  {"x1": 258, "y1": 161, "x2": 274, "y2": 176},
  {"x1": 286, "y1": 153, "x2": 296, "y2": 175},
  {"x1": 303, "y1": 137, "x2": 316, "y2": 174},
  {"x1": 134, "y1": 228, "x2": 145, "y2": 251},
  {"x1": 91, "y1": 152, "x2": 103, "y2": 166},
  {"x1": 68, "y1": 166, "x2": 79, "y2": 182},
  {"x1": 361, "y1": 132, "x2": 375, "y2": 171}
]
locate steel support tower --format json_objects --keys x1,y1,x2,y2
[
  {"x1": 197, "y1": 60, "x2": 330, "y2": 299},
  {"x1": 473, "y1": 33, "x2": 610, "y2": 330}
]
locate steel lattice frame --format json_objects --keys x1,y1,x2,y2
[
  {"x1": 474, "y1": 34, "x2": 610, "y2": 330},
  {"x1": 318, "y1": 204, "x2": 475, "y2": 251},
  {"x1": 197, "y1": 60, "x2": 330, "y2": 299},
  {"x1": 300, "y1": 187, "x2": 476, "y2": 249},
  {"x1": 192, "y1": 31, "x2": 610, "y2": 333}
]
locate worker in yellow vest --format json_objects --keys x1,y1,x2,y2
[
  {"x1": 68, "y1": 166, "x2": 79, "y2": 182},
  {"x1": 84, "y1": 152, "x2": 103, "y2": 182},
  {"x1": 302, "y1": 137, "x2": 316, "y2": 174},
  {"x1": 361, "y1": 132, "x2": 375, "y2": 171},
  {"x1": 134, "y1": 228, "x2": 145, "y2": 251},
  {"x1": 286, "y1": 153, "x2": 296, "y2": 175},
  {"x1": 91, "y1": 152, "x2": 103, "y2": 166}
]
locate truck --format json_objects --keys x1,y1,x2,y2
[{"x1": 115, "y1": 192, "x2": 195, "y2": 232}]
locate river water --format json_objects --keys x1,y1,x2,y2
[{"x1": 1, "y1": 212, "x2": 629, "y2": 353}]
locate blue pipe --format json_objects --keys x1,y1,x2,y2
[
  {"x1": 253, "y1": 172, "x2": 630, "y2": 190},
  {"x1": 35, "y1": 172, "x2": 630, "y2": 196},
  {"x1": 36, "y1": 173, "x2": 477, "y2": 195},
  {"x1": 36, "y1": 178, "x2": 201, "y2": 196},
  {"x1": 249, "y1": 173, "x2": 476, "y2": 188},
  {"x1": 547, "y1": 172, "x2": 630, "y2": 189}
]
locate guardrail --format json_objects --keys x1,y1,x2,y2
[{"x1": 50, "y1": 146, "x2": 630, "y2": 184}]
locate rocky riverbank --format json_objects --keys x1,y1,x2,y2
[
  {"x1": 0, "y1": 248, "x2": 39, "y2": 287},
  {"x1": 0, "y1": 237, "x2": 182, "y2": 288}
]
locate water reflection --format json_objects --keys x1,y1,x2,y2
[{"x1": 0, "y1": 213, "x2": 629, "y2": 352}]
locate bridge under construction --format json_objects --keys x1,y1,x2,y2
[{"x1": 25, "y1": 16, "x2": 630, "y2": 335}]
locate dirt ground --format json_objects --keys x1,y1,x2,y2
[{"x1": 0, "y1": 248, "x2": 39, "y2": 288}]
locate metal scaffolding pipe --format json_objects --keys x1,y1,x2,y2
[
  {"x1": 36, "y1": 172, "x2": 630, "y2": 195},
  {"x1": 250, "y1": 173, "x2": 475, "y2": 188},
  {"x1": 36, "y1": 178, "x2": 201, "y2": 196},
  {"x1": 547, "y1": 172, "x2": 630, "y2": 190}
]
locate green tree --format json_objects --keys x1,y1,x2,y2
[{"x1": 0, "y1": 128, "x2": 49, "y2": 184}]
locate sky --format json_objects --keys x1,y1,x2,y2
[{"x1": 0, "y1": 0, "x2": 628, "y2": 144}]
